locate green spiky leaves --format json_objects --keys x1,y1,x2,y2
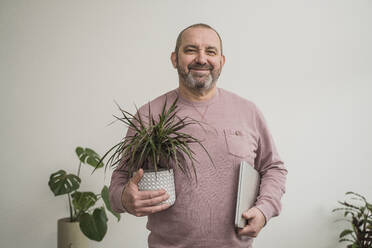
[
  {"x1": 98, "y1": 96, "x2": 215, "y2": 182},
  {"x1": 333, "y1": 192, "x2": 372, "y2": 247}
]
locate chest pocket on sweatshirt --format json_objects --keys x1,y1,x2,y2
[{"x1": 224, "y1": 128, "x2": 254, "y2": 158}]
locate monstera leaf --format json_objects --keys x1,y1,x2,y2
[
  {"x1": 101, "y1": 185, "x2": 120, "y2": 221},
  {"x1": 48, "y1": 170, "x2": 81, "y2": 196},
  {"x1": 79, "y1": 207, "x2": 108, "y2": 241},
  {"x1": 71, "y1": 191, "x2": 98, "y2": 212},
  {"x1": 76, "y1": 147, "x2": 104, "y2": 169}
]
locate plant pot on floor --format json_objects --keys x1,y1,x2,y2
[
  {"x1": 58, "y1": 218, "x2": 89, "y2": 248},
  {"x1": 138, "y1": 169, "x2": 176, "y2": 206}
]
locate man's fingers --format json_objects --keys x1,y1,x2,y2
[
  {"x1": 138, "y1": 188, "x2": 167, "y2": 200},
  {"x1": 130, "y1": 169, "x2": 144, "y2": 185},
  {"x1": 242, "y1": 209, "x2": 254, "y2": 220},
  {"x1": 134, "y1": 203, "x2": 171, "y2": 217},
  {"x1": 136, "y1": 193, "x2": 170, "y2": 208},
  {"x1": 237, "y1": 207, "x2": 266, "y2": 237},
  {"x1": 125, "y1": 169, "x2": 171, "y2": 217},
  {"x1": 237, "y1": 224, "x2": 256, "y2": 237}
]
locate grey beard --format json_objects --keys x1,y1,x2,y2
[
  {"x1": 185, "y1": 72, "x2": 214, "y2": 90},
  {"x1": 177, "y1": 67, "x2": 218, "y2": 93}
]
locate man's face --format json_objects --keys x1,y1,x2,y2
[{"x1": 171, "y1": 27, "x2": 225, "y2": 92}]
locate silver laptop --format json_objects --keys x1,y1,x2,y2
[{"x1": 234, "y1": 161, "x2": 261, "y2": 228}]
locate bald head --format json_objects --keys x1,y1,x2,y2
[{"x1": 174, "y1": 23, "x2": 223, "y2": 57}]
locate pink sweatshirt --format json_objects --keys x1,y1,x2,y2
[{"x1": 109, "y1": 87, "x2": 287, "y2": 248}]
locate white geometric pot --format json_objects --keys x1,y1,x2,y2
[
  {"x1": 57, "y1": 218, "x2": 89, "y2": 248},
  {"x1": 138, "y1": 169, "x2": 176, "y2": 206}
]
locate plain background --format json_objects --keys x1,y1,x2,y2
[{"x1": 1, "y1": 0, "x2": 371, "y2": 247}]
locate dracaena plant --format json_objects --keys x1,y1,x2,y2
[
  {"x1": 332, "y1": 192, "x2": 372, "y2": 248},
  {"x1": 97, "y1": 96, "x2": 214, "y2": 181},
  {"x1": 48, "y1": 147, "x2": 120, "y2": 241}
]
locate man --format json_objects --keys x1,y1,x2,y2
[{"x1": 109, "y1": 23, "x2": 287, "y2": 248}]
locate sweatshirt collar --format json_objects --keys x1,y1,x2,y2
[{"x1": 175, "y1": 87, "x2": 220, "y2": 107}]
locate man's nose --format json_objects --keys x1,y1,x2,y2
[{"x1": 195, "y1": 51, "x2": 207, "y2": 64}]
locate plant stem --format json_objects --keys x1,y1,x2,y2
[
  {"x1": 77, "y1": 161, "x2": 82, "y2": 178},
  {"x1": 74, "y1": 161, "x2": 82, "y2": 221},
  {"x1": 67, "y1": 193, "x2": 73, "y2": 222},
  {"x1": 75, "y1": 209, "x2": 82, "y2": 221}
]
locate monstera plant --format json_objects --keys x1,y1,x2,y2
[{"x1": 48, "y1": 147, "x2": 120, "y2": 242}]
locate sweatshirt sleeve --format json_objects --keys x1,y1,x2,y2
[
  {"x1": 108, "y1": 124, "x2": 137, "y2": 214},
  {"x1": 109, "y1": 160, "x2": 130, "y2": 213},
  {"x1": 252, "y1": 104, "x2": 287, "y2": 224}
]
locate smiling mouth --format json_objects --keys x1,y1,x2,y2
[
  {"x1": 190, "y1": 69, "x2": 210, "y2": 76},
  {"x1": 190, "y1": 68, "x2": 210, "y2": 71},
  {"x1": 189, "y1": 64, "x2": 212, "y2": 70}
]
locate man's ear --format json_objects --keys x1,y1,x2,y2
[
  {"x1": 171, "y1": 52, "x2": 177, "y2": 68},
  {"x1": 221, "y1": 54, "x2": 226, "y2": 68}
]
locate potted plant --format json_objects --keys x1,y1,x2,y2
[
  {"x1": 97, "y1": 96, "x2": 214, "y2": 206},
  {"x1": 48, "y1": 147, "x2": 120, "y2": 248},
  {"x1": 332, "y1": 191, "x2": 372, "y2": 248}
]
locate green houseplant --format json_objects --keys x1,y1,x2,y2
[
  {"x1": 333, "y1": 192, "x2": 372, "y2": 248},
  {"x1": 97, "y1": 96, "x2": 214, "y2": 205},
  {"x1": 48, "y1": 147, "x2": 120, "y2": 246}
]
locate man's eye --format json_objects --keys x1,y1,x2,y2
[
  {"x1": 207, "y1": 51, "x2": 216, "y2": 55},
  {"x1": 185, "y1": 49, "x2": 195, "y2": 53}
]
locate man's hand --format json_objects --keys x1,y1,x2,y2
[
  {"x1": 237, "y1": 207, "x2": 266, "y2": 237},
  {"x1": 121, "y1": 169, "x2": 171, "y2": 217}
]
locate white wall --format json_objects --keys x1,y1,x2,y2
[{"x1": 1, "y1": 0, "x2": 371, "y2": 247}]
